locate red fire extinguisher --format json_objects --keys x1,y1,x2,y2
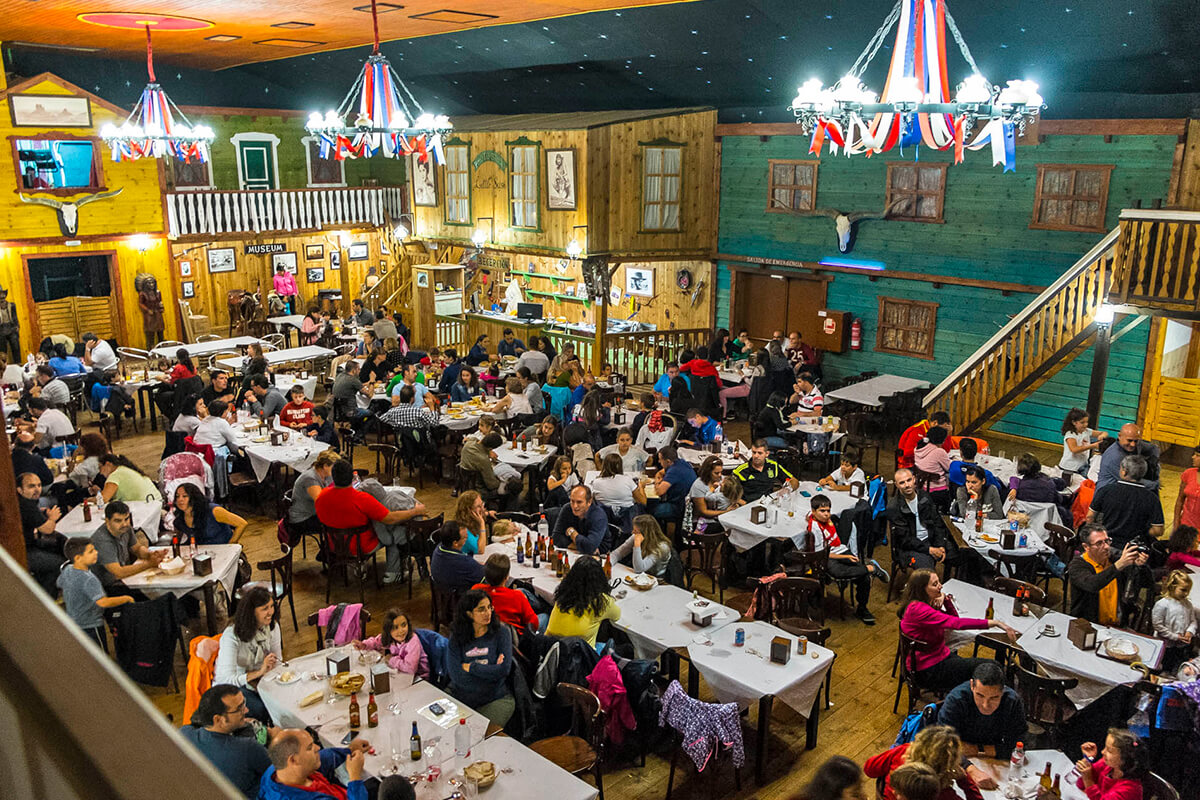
[{"x1": 850, "y1": 318, "x2": 862, "y2": 350}]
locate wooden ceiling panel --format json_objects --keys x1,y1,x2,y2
[{"x1": 3, "y1": 0, "x2": 695, "y2": 70}]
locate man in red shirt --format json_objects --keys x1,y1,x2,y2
[
  {"x1": 897, "y1": 411, "x2": 952, "y2": 469},
  {"x1": 315, "y1": 461, "x2": 420, "y2": 555},
  {"x1": 262, "y1": 728, "x2": 368, "y2": 800},
  {"x1": 472, "y1": 552, "x2": 542, "y2": 631}
]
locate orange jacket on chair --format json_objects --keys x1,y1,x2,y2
[{"x1": 182, "y1": 635, "x2": 221, "y2": 725}]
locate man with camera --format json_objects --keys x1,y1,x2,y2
[{"x1": 1067, "y1": 522, "x2": 1149, "y2": 625}]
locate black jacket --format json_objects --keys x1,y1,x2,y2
[
  {"x1": 1067, "y1": 553, "x2": 1121, "y2": 623},
  {"x1": 887, "y1": 490, "x2": 954, "y2": 556}
]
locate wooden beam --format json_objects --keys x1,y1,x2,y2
[
  {"x1": 176, "y1": 105, "x2": 308, "y2": 118},
  {"x1": 716, "y1": 253, "x2": 1046, "y2": 295},
  {"x1": 715, "y1": 118, "x2": 1188, "y2": 139}
]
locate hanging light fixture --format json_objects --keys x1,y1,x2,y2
[
  {"x1": 99, "y1": 25, "x2": 214, "y2": 163},
  {"x1": 306, "y1": 0, "x2": 452, "y2": 163},
  {"x1": 789, "y1": 0, "x2": 1043, "y2": 170}
]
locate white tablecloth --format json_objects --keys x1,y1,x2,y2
[
  {"x1": 974, "y1": 749, "x2": 1086, "y2": 800},
  {"x1": 268, "y1": 314, "x2": 306, "y2": 331},
  {"x1": 122, "y1": 544, "x2": 242, "y2": 599},
  {"x1": 494, "y1": 441, "x2": 555, "y2": 468},
  {"x1": 273, "y1": 373, "x2": 318, "y2": 399},
  {"x1": 57, "y1": 499, "x2": 163, "y2": 541},
  {"x1": 231, "y1": 418, "x2": 331, "y2": 482},
  {"x1": 687, "y1": 620, "x2": 834, "y2": 715},
  {"x1": 439, "y1": 405, "x2": 511, "y2": 432},
  {"x1": 152, "y1": 336, "x2": 262, "y2": 358},
  {"x1": 677, "y1": 442, "x2": 750, "y2": 470},
  {"x1": 961, "y1": 518, "x2": 1053, "y2": 572},
  {"x1": 719, "y1": 486, "x2": 860, "y2": 552},
  {"x1": 217, "y1": 345, "x2": 335, "y2": 371},
  {"x1": 942, "y1": 579, "x2": 1041, "y2": 651},
  {"x1": 823, "y1": 374, "x2": 930, "y2": 407}
]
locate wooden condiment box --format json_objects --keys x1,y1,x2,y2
[
  {"x1": 327, "y1": 651, "x2": 350, "y2": 677},
  {"x1": 770, "y1": 636, "x2": 792, "y2": 664},
  {"x1": 370, "y1": 664, "x2": 390, "y2": 694},
  {"x1": 750, "y1": 506, "x2": 767, "y2": 524},
  {"x1": 192, "y1": 553, "x2": 213, "y2": 577},
  {"x1": 1068, "y1": 617, "x2": 1097, "y2": 651}
]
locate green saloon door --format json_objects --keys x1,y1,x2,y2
[{"x1": 232, "y1": 134, "x2": 279, "y2": 190}]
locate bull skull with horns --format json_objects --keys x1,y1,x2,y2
[
  {"x1": 774, "y1": 197, "x2": 904, "y2": 253},
  {"x1": 19, "y1": 188, "x2": 124, "y2": 237}
]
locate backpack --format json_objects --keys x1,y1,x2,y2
[{"x1": 893, "y1": 702, "x2": 940, "y2": 745}]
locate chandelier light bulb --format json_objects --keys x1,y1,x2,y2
[
  {"x1": 173, "y1": 124, "x2": 192, "y2": 138},
  {"x1": 889, "y1": 76, "x2": 924, "y2": 105},
  {"x1": 833, "y1": 73, "x2": 865, "y2": 103},
  {"x1": 100, "y1": 123, "x2": 119, "y2": 140},
  {"x1": 471, "y1": 228, "x2": 487, "y2": 248},
  {"x1": 394, "y1": 223, "x2": 409, "y2": 239},
  {"x1": 323, "y1": 110, "x2": 343, "y2": 128},
  {"x1": 792, "y1": 78, "x2": 826, "y2": 109},
  {"x1": 194, "y1": 125, "x2": 215, "y2": 141},
  {"x1": 306, "y1": 112, "x2": 325, "y2": 131},
  {"x1": 956, "y1": 73, "x2": 993, "y2": 105},
  {"x1": 144, "y1": 122, "x2": 163, "y2": 138},
  {"x1": 566, "y1": 239, "x2": 583, "y2": 258}
]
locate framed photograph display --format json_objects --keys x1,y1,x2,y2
[
  {"x1": 10, "y1": 94, "x2": 91, "y2": 127},
  {"x1": 182, "y1": 281, "x2": 195, "y2": 298},
  {"x1": 207, "y1": 247, "x2": 236, "y2": 273},
  {"x1": 179, "y1": 261, "x2": 192, "y2": 277},
  {"x1": 306, "y1": 267, "x2": 325, "y2": 283},
  {"x1": 415, "y1": 271, "x2": 430, "y2": 288},
  {"x1": 272, "y1": 251, "x2": 298, "y2": 274},
  {"x1": 305, "y1": 243, "x2": 324, "y2": 260},
  {"x1": 347, "y1": 242, "x2": 369, "y2": 261},
  {"x1": 546, "y1": 148, "x2": 577, "y2": 210},
  {"x1": 330, "y1": 250, "x2": 341, "y2": 269},
  {"x1": 624, "y1": 266, "x2": 654, "y2": 297},
  {"x1": 411, "y1": 154, "x2": 437, "y2": 206}
]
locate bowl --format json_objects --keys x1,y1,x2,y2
[
  {"x1": 1103, "y1": 638, "x2": 1140, "y2": 662},
  {"x1": 329, "y1": 671, "x2": 366, "y2": 695},
  {"x1": 464, "y1": 761, "x2": 497, "y2": 788}
]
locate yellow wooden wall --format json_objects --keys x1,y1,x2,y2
[
  {"x1": 410, "y1": 129, "x2": 589, "y2": 255},
  {"x1": 0, "y1": 77, "x2": 166, "y2": 241},
  {"x1": 587, "y1": 109, "x2": 717, "y2": 258}
]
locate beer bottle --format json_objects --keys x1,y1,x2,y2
[
  {"x1": 171, "y1": 535, "x2": 181, "y2": 559},
  {"x1": 410, "y1": 721, "x2": 422, "y2": 760},
  {"x1": 516, "y1": 537, "x2": 525, "y2": 565},
  {"x1": 974, "y1": 506, "x2": 984, "y2": 533},
  {"x1": 532, "y1": 536, "x2": 540, "y2": 568},
  {"x1": 367, "y1": 692, "x2": 378, "y2": 728},
  {"x1": 985, "y1": 598, "x2": 995, "y2": 621},
  {"x1": 525, "y1": 534, "x2": 533, "y2": 559},
  {"x1": 1050, "y1": 775, "x2": 1061, "y2": 799},
  {"x1": 82, "y1": 499, "x2": 92, "y2": 522},
  {"x1": 349, "y1": 692, "x2": 361, "y2": 728},
  {"x1": 1039, "y1": 762, "x2": 1053, "y2": 791},
  {"x1": 603, "y1": 553, "x2": 612, "y2": 580}
]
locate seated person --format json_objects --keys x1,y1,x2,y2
[
  {"x1": 1068, "y1": 522, "x2": 1149, "y2": 625},
  {"x1": 173, "y1": 483, "x2": 248, "y2": 545},
  {"x1": 651, "y1": 446, "x2": 697, "y2": 526},
  {"x1": 331, "y1": 361, "x2": 373, "y2": 428},
  {"x1": 465, "y1": 334, "x2": 490, "y2": 367},
  {"x1": 913, "y1": 425, "x2": 952, "y2": 502},
  {"x1": 453, "y1": 490, "x2": 494, "y2": 556},
  {"x1": 935, "y1": 661, "x2": 1027, "y2": 764},
  {"x1": 314, "y1": 460, "x2": 415, "y2": 556},
  {"x1": 1073, "y1": 729, "x2": 1150, "y2": 800},
  {"x1": 653, "y1": 363, "x2": 688, "y2": 402},
  {"x1": 790, "y1": 371, "x2": 824, "y2": 418},
  {"x1": 1166, "y1": 524, "x2": 1200, "y2": 571},
  {"x1": 460, "y1": 431, "x2": 521, "y2": 497},
  {"x1": 201, "y1": 370, "x2": 237, "y2": 408},
  {"x1": 472, "y1": 554, "x2": 540, "y2": 631},
  {"x1": 173, "y1": 394, "x2": 205, "y2": 437},
  {"x1": 430, "y1": 521, "x2": 485, "y2": 593},
  {"x1": 193, "y1": 400, "x2": 246, "y2": 460},
  {"x1": 245, "y1": 375, "x2": 287, "y2": 421},
  {"x1": 678, "y1": 407, "x2": 723, "y2": 447},
  {"x1": 48, "y1": 343, "x2": 85, "y2": 377},
  {"x1": 545, "y1": 556, "x2": 621, "y2": 647},
  {"x1": 629, "y1": 393, "x2": 656, "y2": 439},
  {"x1": 25, "y1": 397, "x2": 75, "y2": 452},
  {"x1": 1087, "y1": 454, "x2": 1164, "y2": 549},
  {"x1": 589, "y1": 453, "x2": 647, "y2": 524},
  {"x1": 516, "y1": 339, "x2": 550, "y2": 378},
  {"x1": 732, "y1": 440, "x2": 798, "y2": 503},
  {"x1": 380, "y1": 385, "x2": 439, "y2": 431},
  {"x1": 805, "y1": 494, "x2": 887, "y2": 625},
  {"x1": 544, "y1": 455, "x2": 579, "y2": 508},
  {"x1": 497, "y1": 328, "x2": 526, "y2": 358},
  {"x1": 447, "y1": 590, "x2": 514, "y2": 727},
  {"x1": 689, "y1": 456, "x2": 743, "y2": 527},
  {"x1": 551, "y1": 485, "x2": 611, "y2": 554},
  {"x1": 91, "y1": 501, "x2": 166, "y2": 591},
  {"x1": 819, "y1": 449, "x2": 867, "y2": 491},
  {"x1": 489, "y1": 377, "x2": 533, "y2": 418},
  {"x1": 1006, "y1": 452, "x2": 1071, "y2": 525},
  {"x1": 179, "y1": 684, "x2": 272, "y2": 798},
  {"x1": 288, "y1": 452, "x2": 337, "y2": 536},
  {"x1": 279, "y1": 384, "x2": 314, "y2": 429},
  {"x1": 261, "y1": 729, "x2": 368, "y2": 800},
  {"x1": 353, "y1": 608, "x2": 429, "y2": 678},
  {"x1": 611, "y1": 514, "x2": 674, "y2": 578},
  {"x1": 753, "y1": 391, "x2": 793, "y2": 449},
  {"x1": 888, "y1": 469, "x2": 980, "y2": 582},
  {"x1": 596, "y1": 428, "x2": 648, "y2": 474},
  {"x1": 97, "y1": 454, "x2": 163, "y2": 505},
  {"x1": 947, "y1": 437, "x2": 1001, "y2": 492},
  {"x1": 17, "y1": 470, "x2": 65, "y2": 595},
  {"x1": 952, "y1": 466, "x2": 1005, "y2": 520},
  {"x1": 305, "y1": 405, "x2": 339, "y2": 449},
  {"x1": 450, "y1": 366, "x2": 483, "y2": 402},
  {"x1": 12, "y1": 431, "x2": 53, "y2": 491},
  {"x1": 898, "y1": 411, "x2": 952, "y2": 470},
  {"x1": 865, "y1": 726, "x2": 981, "y2": 800}
]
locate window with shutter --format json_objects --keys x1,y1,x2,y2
[
  {"x1": 508, "y1": 143, "x2": 539, "y2": 230},
  {"x1": 876, "y1": 296, "x2": 939, "y2": 360},
  {"x1": 767, "y1": 159, "x2": 818, "y2": 213},
  {"x1": 885, "y1": 162, "x2": 947, "y2": 223},
  {"x1": 1031, "y1": 164, "x2": 1113, "y2": 233}
]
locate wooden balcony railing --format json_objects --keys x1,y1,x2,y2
[
  {"x1": 924, "y1": 228, "x2": 1119, "y2": 432},
  {"x1": 1111, "y1": 209, "x2": 1200, "y2": 312},
  {"x1": 435, "y1": 314, "x2": 467, "y2": 352},
  {"x1": 542, "y1": 327, "x2": 709, "y2": 386},
  {"x1": 166, "y1": 186, "x2": 406, "y2": 238}
]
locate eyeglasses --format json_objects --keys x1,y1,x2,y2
[{"x1": 1088, "y1": 537, "x2": 1112, "y2": 546}]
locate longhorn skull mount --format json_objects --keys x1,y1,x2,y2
[
  {"x1": 775, "y1": 197, "x2": 905, "y2": 253},
  {"x1": 18, "y1": 188, "x2": 124, "y2": 237}
]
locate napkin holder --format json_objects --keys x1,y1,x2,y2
[
  {"x1": 1000, "y1": 529, "x2": 1016, "y2": 550},
  {"x1": 327, "y1": 651, "x2": 350, "y2": 677},
  {"x1": 270, "y1": 430, "x2": 282, "y2": 446},
  {"x1": 370, "y1": 664, "x2": 390, "y2": 694},
  {"x1": 1068, "y1": 617, "x2": 1098, "y2": 651},
  {"x1": 192, "y1": 553, "x2": 213, "y2": 577},
  {"x1": 612, "y1": 408, "x2": 626, "y2": 425},
  {"x1": 848, "y1": 481, "x2": 866, "y2": 499},
  {"x1": 750, "y1": 506, "x2": 767, "y2": 524},
  {"x1": 770, "y1": 636, "x2": 792, "y2": 665},
  {"x1": 688, "y1": 599, "x2": 718, "y2": 627}
]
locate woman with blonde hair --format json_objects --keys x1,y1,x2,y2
[
  {"x1": 454, "y1": 490, "x2": 493, "y2": 556},
  {"x1": 611, "y1": 514, "x2": 673, "y2": 577},
  {"x1": 865, "y1": 725, "x2": 984, "y2": 800}
]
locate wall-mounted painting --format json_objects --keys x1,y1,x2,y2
[
  {"x1": 182, "y1": 281, "x2": 195, "y2": 298},
  {"x1": 411, "y1": 154, "x2": 437, "y2": 207},
  {"x1": 415, "y1": 271, "x2": 429, "y2": 288},
  {"x1": 546, "y1": 148, "x2": 577, "y2": 210},
  {"x1": 347, "y1": 242, "x2": 369, "y2": 261},
  {"x1": 306, "y1": 267, "x2": 325, "y2": 284},
  {"x1": 272, "y1": 251, "x2": 298, "y2": 274},
  {"x1": 9, "y1": 94, "x2": 91, "y2": 127},
  {"x1": 304, "y1": 243, "x2": 324, "y2": 260},
  {"x1": 330, "y1": 250, "x2": 341, "y2": 269},
  {"x1": 179, "y1": 261, "x2": 192, "y2": 277},
  {"x1": 625, "y1": 266, "x2": 654, "y2": 297},
  {"x1": 207, "y1": 247, "x2": 236, "y2": 273}
]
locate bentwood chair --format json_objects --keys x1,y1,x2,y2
[
  {"x1": 306, "y1": 608, "x2": 372, "y2": 650},
  {"x1": 1010, "y1": 659, "x2": 1077, "y2": 747},
  {"x1": 530, "y1": 683, "x2": 607, "y2": 800},
  {"x1": 236, "y1": 544, "x2": 299, "y2": 632},
  {"x1": 323, "y1": 527, "x2": 381, "y2": 603}
]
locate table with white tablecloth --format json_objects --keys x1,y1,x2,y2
[
  {"x1": 272, "y1": 372, "x2": 318, "y2": 400},
  {"x1": 823, "y1": 374, "x2": 930, "y2": 408},
  {"x1": 960, "y1": 517, "x2": 1053, "y2": 571},
  {"x1": 216, "y1": 345, "x2": 335, "y2": 372},
  {"x1": 494, "y1": 441, "x2": 555, "y2": 468},
  {"x1": 57, "y1": 499, "x2": 163, "y2": 541},
  {"x1": 229, "y1": 417, "x2": 331, "y2": 482},
  {"x1": 973, "y1": 749, "x2": 1086, "y2": 800},
  {"x1": 941, "y1": 578, "x2": 1041, "y2": 651},
  {"x1": 151, "y1": 336, "x2": 262, "y2": 359},
  {"x1": 719, "y1": 486, "x2": 860, "y2": 552},
  {"x1": 677, "y1": 442, "x2": 750, "y2": 471},
  {"x1": 268, "y1": 314, "x2": 307, "y2": 346},
  {"x1": 122, "y1": 543, "x2": 242, "y2": 634}
]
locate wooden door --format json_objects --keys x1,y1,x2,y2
[
  {"x1": 1144, "y1": 319, "x2": 1200, "y2": 446},
  {"x1": 33, "y1": 296, "x2": 116, "y2": 343},
  {"x1": 732, "y1": 271, "x2": 828, "y2": 341},
  {"x1": 786, "y1": 276, "x2": 828, "y2": 342},
  {"x1": 237, "y1": 141, "x2": 276, "y2": 190}
]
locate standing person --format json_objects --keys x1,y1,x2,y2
[
  {"x1": 214, "y1": 586, "x2": 282, "y2": 722},
  {"x1": 273, "y1": 265, "x2": 298, "y2": 314},
  {"x1": 0, "y1": 285, "x2": 19, "y2": 361},
  {"x1": 898, "y1": 412, "x2": 953, "y2": 470},
  {"x1": 1152, "y1": 570, "x2": 1198, "y2": 672},
  {"x1": 178, "y1": 684, "x2": 273, "y2": 798},
  {"x1": 137, "y1": 275, "x2": 165, "y2": 349},
  {"x1": 545, "y1": 556, "x2": 621, "y2": 647},
  {"x1": 446, "y1": 590, "x2": 514, "y2": 727},
  {"x1": 173, "y1": 482, "x2": 248, "y2": 545},
  {"x1": 1074, "y1": 729, "x2": 1149, "y2": 800},
  {"x1": 864, "y1": 725, "x2": 984, "y2": 800},
  {"x1": 1060, "y1": 408, "x2": 1107, "y2": 475},
  {"x1": 1174, "y1": 447, "x2": 1200, "y2": 529}
]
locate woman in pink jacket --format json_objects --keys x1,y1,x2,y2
[
  {"x1": 273, "y1": 265, "x2": 299, "y2": 314},
  {"x1": 353, "y1": 609, "x2": 429, "y2": 678},
  {"x1": 898, "y1": 569, "x2": 1017, "y2": 690},
  {"x1": 1075, "y1": 729, "x2": 1147, "y2": 800}
]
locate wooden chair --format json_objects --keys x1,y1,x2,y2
[
  {"x1": 235, "y1": 544, "x2": 299, "y2": 632},
  {"x1": 429, "y1": 582, "x2": 460, "y2": 635},
  {"x1": 323, "y1": 527, "x2": 381, "y2": 603},
  {"x1": 307, "y1": 607, "x2": 372, "y2": 650},
  {"x1": 367, "y1": 443, "x2": 399, "y2": 483},
  {"x1": 893, "y1": 631, "x2": 946, "y2": 714},
  {"x1": 767, "y1": 576, "x2": 825, "y2": 625},
  {"x1": 663, "y1": 697, "x2": 742, "y2": 800},
  {"x1": 406, "y1": 514, "x2": 444, "y2": 583},
  {"x1": 842, "y1": 411, "x2": 885, "y2": 474},
  {"x1": 1010, "y1": 660, "x2": 1077, "y2": 747},
  {"x1": 991, "y1": 576, "x2": 1046, "y2": 605},
  {"x1": 1041, "y1": 523, "x2": 1077, "y2": 610},
  {"x1": 529, "y1": 683, "x2": 606, "y2": 800},
  {"x1": 987, "y1": 549, "x2": 1041, "y2": 582},
  {"x1": 683, "y1": 528, "x2": 728, "y2": 601},
  {"x1": 1143, "y1": 772, "x2": 1180, "y2": 800}
]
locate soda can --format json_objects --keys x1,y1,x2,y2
[
  {"x1": 734, "y1": 627, "x2": 745, "y2": 647},
  {"x1": 797, "y1": 636, "x2": 808, "y2": 655}
]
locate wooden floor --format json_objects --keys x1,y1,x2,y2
[{"x1": 99, "y1": 408, "x2": 1180, "y2": 799}]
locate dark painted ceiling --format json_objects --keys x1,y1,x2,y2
[{"x1": 6, "y1": 0, "x2": 1200, "y2": 123}]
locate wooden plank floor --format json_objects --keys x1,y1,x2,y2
[{"x1": 99, "y1": 409, "x2": 1179, "y2": 798}]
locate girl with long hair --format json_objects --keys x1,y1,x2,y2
[
  {"x1": 214, "y1": 585, "x2": 281, "y2": 722},
  {"x1": 1152, "y1": 569, "x2": 1198, "y2": 672},
  {"x1": 1059, "y1": 407, "x2": 1107, "y2": 475},
  {"x1": 611, "y1": 514, "x2": 673, "y2": 578},
  {"x1": 173, "y1": 482, "x2": 247, "y2": 545},
  {"x1": 545, "y1": 556, "x2": 621, "y2": 646},
  {"x1": 447, "y1": 590, "x2": 514, "y2": 726},
  {"x1": 1075, "y1": 728, "x2": 1149, "y2": 800},
  {"x1": 354, "y1": 608, "x2": 429, "y2": 677},
  {"x1": 1166, "y1": 524, "x2": 1200, "y2": 571},
  {"x1": 798, "y1": 756, "x2": 867, "y2": 800}
]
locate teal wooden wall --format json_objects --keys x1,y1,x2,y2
[{"x1": 716, "y1": 132, "x2": 1176, "y2": 444}]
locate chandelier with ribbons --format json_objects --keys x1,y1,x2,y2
[
  {"x1": 789, "y1": 0, "x2": 1043, "y2": 171},
  {"x1": 306, "y1": 0, "x2": 452, "y2": 164},
  {"x1": 99, "y1": 25, "x2": 214, "y2": 163}
]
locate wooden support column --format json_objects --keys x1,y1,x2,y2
[
  {"x1": 592, "y1": 291, "x2": 608, "y2": 374},
  {"x1": 0, "y1": 431, "x2": 24, "y2": 567},
  {"x1": 1087, "y1": 322, "x2": 1114, "y2": 425}
]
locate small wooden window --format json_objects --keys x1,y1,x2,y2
[
  {"x1": 642, "y1": 146, "x2": 682, "y2": 230},
  {"x1": 886, "y1": 162, "x2": 947, "y2": 223},
  {"x1": 767, "y1": 159, "x2": 818, "y2": 213},
  {"x1": 171, "y1": 157, "x2": 213, "y2": 190},
  {"x1": 1031, "y1": 164, "x2": 1113, "y2": 233},
  {"x1": 876, "y1": 296, "x2": 938, "y2": 360},
  {"x1": 304, "y1": 140, "x2": 345, "y2": 188},
  {"x1": 444, "y1": 145, "x2": 470, "y2": 224},
  {"x1": 509, "y1": 144, "x2": 539, "y2": 229}
]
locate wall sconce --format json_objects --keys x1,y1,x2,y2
[
  {"x1": 393, "y1": 213, "x2": 414, "y2": 240},
  {"x1": 566, "y1": 224, "x2": 588, "y2": 259},
  {"x1": 1093, "y1": 303, "x2": 1115, "y2": 328},
  {"x1": 129, "y1": 234, "x2": 153, "y2": 253},
  {"x1": 472, "y1": 216, "x2": 495, "y2": 250}
]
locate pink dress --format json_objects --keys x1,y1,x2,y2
[{"x1": 361, "y1": 633, "x2": 429, "y2": 678}]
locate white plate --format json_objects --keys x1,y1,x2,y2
[{"x1": 274, "y1": 671, "x2": 301, "y2": 684}]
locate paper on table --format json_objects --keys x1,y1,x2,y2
[{"x1": 417, "y1": 698, "x2": 467, "y2": 728}]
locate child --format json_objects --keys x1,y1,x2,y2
[
  {"x1": 57, "y1": 539, "x2": 134, "y2": 651},
  {"x1": 280, "y1": 384, "x2": 315, "y2": 429},
  {"x1": 354, "y1": 609, "x2": 429, "y2": 678},
  {"x1": 805, "y1": 494, "x2": 887, "y2": 624},
  {"x1": 305, "y1": 405, "x2": 339, "y2": 450},
  {"x1": 1153, "y1": 570, "x2": 1198, "y2": 672},
  {"x1": 819, "y1": 448, "x2": 867, "y2": 491},
  {"x1": 465, "y1": 414, "x2": 496, "y2": 444},
  {"x1": 889, "y1": 763, "x2": 940, "y2": 800}
]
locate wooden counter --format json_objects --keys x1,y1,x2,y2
[{"x1": 464, "y1": 312, "x2": 543, "y2": 348}]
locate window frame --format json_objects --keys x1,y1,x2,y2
[
  {"x1": 10, "y1": 132, "x2": 107, "y2": 197},
  {"x1": 875, "y1": 295, "x2": 939, "y2": 361},
  {"x1": 885, "y1": 161, "x2": 948, "y2": 224},
  {"x1": 229, "y1": 131, "x2": 281, "y2": 190},
  {"x1": 442, "y1": 140, "x2": 472, "y2": 226},
  {"x1": 300, "y1": 136, "x2": 346, "y2": 188},
  {"x1": 506, "y1": 137, "x2": 541, "y2": 232},
  {"x1": 1030, "y1": 163, "x2": 1114, "y2": 233},
  {"x1": 639, "y1": 140, "x2": 685, "y2": 233},
  {"x1": 766, "y1": 158, "x2": 819, "y2": 214},
  {"x1": 168, "y1": 156, "x2": 214, "y2": 191}
]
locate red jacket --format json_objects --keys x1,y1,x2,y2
[
  {"x1": 864, "y1": 743, "x2": 983, "y2": 800},
  {"x1": 1078, "y1": 759, "x2": 1143, "y2": 800},
  {"x1": 472, "y1": 583, "x2": 539, "y2": 631},
  {"x1": 680, "y1": 358, "x2": 719, "y2": 378},
  {"x1": 897, "y1": 420, "x2": 951, "y2": 469}
]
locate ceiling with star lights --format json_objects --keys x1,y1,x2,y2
[{"x1": 4, "y1": 0, "x2": 1199, "y2": 123}]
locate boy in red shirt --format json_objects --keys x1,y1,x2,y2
[
  {"x1": 897, "y1": 411, "x2": 953, "y2": 469},
  {"x1": 472, "y1": 552, "x2": 541, "y2": 631},
  {"x1": 279, "y1": 384, "x2": 315, "y2": 429}
]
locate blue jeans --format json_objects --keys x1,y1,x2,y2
[{"x1": 651, "y1": 500, "x2": 680, "y2": 523}]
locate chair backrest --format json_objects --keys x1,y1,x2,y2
[
  {"x1": 1143, "y1": 772, "x2": 1179, "y2": 800},
  {"x1": 896, "y1": 630, "x2": 922, "y2": 681},
  {"x1": 783, "y1": 546, "x2": 830, "y2": 578},
  {"x1": 1042, "y1": 523, "x2": 1077, "y2": 561},
  {"x1": 184, "y1": 436, "x2": 216, "y2": 466},
  {"x1": 367, "y1": 443, "x2": 398, "y2": 482},
  {"x1": 306, "y1": 607, "x2": 372, "y2": 650},
  {"x1": 685, "y1": 529, "x2": 728, "y2": 575},
  {"x1": 1011, "y1": 661, "x2": 1077, "y2": 725},
  {"x1": 774, "y1": 616, "x2": 831, "y2": 646},
  {"x1": 991, "y1": 577, "x2": 1046, "y2": 605},
  {"x1": 430, "y1": 582, "x2": 460, "y2": 633},
  {"x1": 768, "y1": 576, "x2": 824, "y2": 624},
  {"x1": 325, "y1": 526, "x2": 372, "y2": 561},
  {"x1": 557, "y1": 682, "x2": 605, "y2": 747},
  {"x1": 987, "y1": 549, "x2": 1041, "y2": 582},
  {"x1": 257, "y1": 544, "x2": 294, "y2": 597}
]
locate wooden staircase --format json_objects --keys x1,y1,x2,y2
[
  {"x1": 1110, "y1": 209, "x2": 1200, "y2": 315},
  {"x1": 923, "y1": 228, "x2": 1119, "y2": 434}
]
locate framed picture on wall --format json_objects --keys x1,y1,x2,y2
[
  {"x1": 179, "y1": 261, "x2": 192, "y2": 277},
  {"x1": 347, "y1": 242, "x2": 369, "y2": 261},
  {"x1": 306, "y1": 267, "x2": 325, "y2": 284},
  {"x1": 272, "y1": 251, "x2": 298, "y2": 274},
  {"x1": 330, "y1": 250, "x2": 341, "y2": 269},
  {"x1": 182, "y1": 281, "x2": 195, "y2": 298},
  {"x1": 625, "y1": 266, "x2": 654, "y2": 297},
  {"x1": 305, "y1": 243, "x2": 324, "y2": 260},
  {"x1": 415, "y1": 271, "x2": 429, "y2": 288},
  {"x1": 411, "y1": 154, "x2": 437, "y2": 206},
  {"x1": 9, "y1": 94, "x2": 91, "y2": 127},
  {"x1": 546, "y1": 148, "x2": 577, "y2": 210},
  {"x1": 207, "y1": 247, "x2": 236, "y2": 273}
]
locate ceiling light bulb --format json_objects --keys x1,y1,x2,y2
[
  {"x1": 394, "y1": 224, "x2": 409, "y2": 239},
  {"x1": 471, "y1": 228, "x2": 487, "y2": 247},
  {"x1": 173, "y1": 124, "x2": 192, "y2": 138},
  {"x1": 792, "y1": 77, "x2": 825, "y2": 108},
  {"x1": 130, "y1": 234, "x2": 152, "y2": 252},
  {"x1": 566, "y1": 239, "x2": 583, "y2": 258},
  {"x1": 99, "y1": 123, "x2": 119, "y2": 140},
  {"x1": 889, "y1": 76, "x2": 924, "y2": 105},
  {"x1": 306, "y1": 111, "x2": 325, "y2": 130},
  {"x1": 833, "y1": 73, "x2": 864, "y2": 103},
  {"x1": 956, "y1": 73, "x2": 992, "y2": 104},
  {"x1": 323, "y1": 110, "x2": 342, "y2": 128},
  {"x1": 144, "y1": 122, "x2": 163, "y2": 138}
]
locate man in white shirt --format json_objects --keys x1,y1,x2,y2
[
  {"x1": 82, "y1": 333, "x2": 119, "y2": 372},
  {"x1": 516, "y1": 343, "x2": 550, "y2": 378},
  {"x1": 790, "y1": 371, "x2": 824, "y2": 419},
  {"x1": 26, "y1": 397, "x2": 74, "y2": 451}
]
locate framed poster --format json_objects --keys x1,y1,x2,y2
[
  {"x1": 179, "y1": 261, "x2": 192, "y2": 277},
  {"x1": 624, "y1": 266, "x2": 654, "y2": 297},
  {"x1": 329, "y1": 250, "x2": 341, "y2": 269},
  {"x1": 182, "y1": 281, "x2": 195, "y2": 298},
  {"x1": 411, "y1": 154, "x2": 437, "y2": 207},
  {"x1": 546, "y1": 148, "x2": 577, "y2": 210},
  {"x1": 415, "y1": 271, "x2": 430, "y2": 288},
  {"x1": 306, "y1": 267, "x2": 325, "y2": 283},
  {"x1": 9, "y1": 94, "x2": 91, "y2": 127},
  {"x1": 272, "y1": 251, "x2": 298, "y2": 274},
  {"x1": 347, "y1": 242, "x2": 369, "y2": 261},
  {"x1": 207, "y1": 247, "x2": 236, "y2": 273},
  {"x1": 304, "y1": 243, "x2": 324, "y2": 260}
]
